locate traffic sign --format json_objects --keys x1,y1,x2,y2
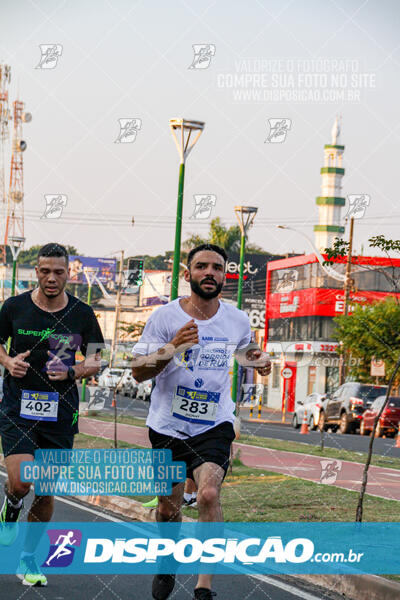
[
  {"x1": 371, "y1": 357, "x2": 385, "y2": 377},
  {"x1": 281, "y1": 367, "x2": 293, "y2": 379}
]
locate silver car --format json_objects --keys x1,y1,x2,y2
[
  {"x1": 136, "y1": 379, "x2": 153, "y2": 401},
  {"x1": 292, "y1": 393, "x2": 326, "y2": 430}
]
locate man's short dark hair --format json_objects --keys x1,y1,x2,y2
[
  {"x1": 37, "y1": 243, "x2": 69, "y2": 264},
  {"x1": 187, "y1": 244, "x2": 228, "y2": 270}
]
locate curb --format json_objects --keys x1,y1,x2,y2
[
  {"x1": 242, "y1": 418, "x2": 292, "y2": 426},
  {"x1": 79, "y1": 493, "x2": 195, "y2": 522},
  {"x1": 296, "y1": 574, "x2": 400, "y2": 600}
]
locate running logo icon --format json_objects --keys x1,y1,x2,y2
[
  {"x1": 190, "y1": 195, "x2": 216, "y2": 219},
  {"x1": 41, "y1": 194, "x2": 67, "y2": 219},
  {"x1": 115, "y1": 118, "x2": 142, "y2": 143},
  {"x1": 319, "y1": 460, "x2": 342, "y2": 485},
  {"x1": 36, "y1": 45, "x2": 63, "y2": 69},
  {"x1": 344, "y1": 194, "x2": 370, "y2": 220},
  {"x1": 41, "y1": 529, "x2": 81, "y2": 567},
  {"x1": 265, "y1": 119, "x2": 292, "y2": 143},
  {"x1": 188, "y1": 44, "x2": 216, "y2": 69}
]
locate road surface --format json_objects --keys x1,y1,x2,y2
[{"x1": 0, "y1": 468, "x2": 344, "y2": 600}]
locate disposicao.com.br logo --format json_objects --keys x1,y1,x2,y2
[
  {"x1": 84, "y1": 535, "x2": 315, "y2": 565},
  {"x1": 0, "y1": 523, "x2": 397, "y2": 575}
]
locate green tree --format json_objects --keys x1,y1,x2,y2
[
  {"x1": 183, "y1": 217, "x2": 266, "y2": 254},
  {"x1": 128, "y1": 252, "x2": 174, "y2": 271},
  {"x1": 324, "y1": 234, "x2": 400, "y2": 295},
  {"x1": 119, "y1": 321, "x2": 145, "y2": 341},
  {"x1": 18, "y1": 244, "x2": 79, "y2": 266},
  {"x1": 334, "y1": 297, "x2": 400, "y2": 386},
  {"x1": 324, "y1": 234, "x2": 400, "y2": 521}
]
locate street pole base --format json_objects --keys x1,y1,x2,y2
[{"x1": 234, "y1": 416, "x2": 241, "y2": 440}]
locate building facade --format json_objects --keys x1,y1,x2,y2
[{"x1": 263, "y1": 253, "x2": 400, "y2": 412}]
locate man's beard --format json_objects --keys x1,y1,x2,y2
[{"x1": 189, "y1": 276, "x2": 223, "y2": 299}]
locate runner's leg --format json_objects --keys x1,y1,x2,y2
[
  {"x1": 193, "y1": 461, "x2": 224, "y2": 521},
  {"x1": 192, "y1": 462, "x2": 225, "y2": 591},
  {"x1": 4, "y1": 453, "x2": 33, "y2": 506},
  {"x1": 156, "y1": 482, "x2": 184, "y2": 523}
]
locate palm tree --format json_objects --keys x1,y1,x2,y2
[{"x1": 183, "y1": 217, "x2": 264, "y2": 253}]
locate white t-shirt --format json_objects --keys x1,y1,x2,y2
[{"x1": 132, "y1": 298, "x2": 251, "y2": 438}]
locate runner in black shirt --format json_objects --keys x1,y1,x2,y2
[{"x1": 0, "y1": 243, "x2": 104, "y2": 586}]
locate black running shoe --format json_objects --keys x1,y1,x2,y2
[
  {"x1": 182, "y1": 497, "x2": 197, "y2": 508},
  {"x1": 0, "y1": 496, "x2": 24, "y2": 523},
  {"x1": 193, "y1": 589, "x2": 216, "y2": 600},
  {"x1": 152, "y1": 574, "x2": 176, "y2": 600},
  {"x1": 0, "y1": 497, "x2": 24, "y2": 546}
]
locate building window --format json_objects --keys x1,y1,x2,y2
[
  {"x1": 326, "y1": 367, "x2": 339, "y2": 393},
  {"x1": 272, "y1": 364, "x2": 281, "y2": 389},
  {"x1": 268, "y1": 316, "x2": 335, "y2": 342}
]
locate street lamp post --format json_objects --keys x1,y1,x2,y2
[
  {"x1": 231, "y1": 206, "x2": 258, "y2": 407},
  {"x1": 81, "y1": 267, "x2": 98, "y2": 403},
  {"x1": 109, "y1": 250, "x2": 125, "y2": 370},
  {"x1": 276, "y1": 225, "x2": 346, "y2": 282},
  {"x1": 338, "y1": 216, "x2": 355, "y2": 384},
  {"x1": 169, "y1": 118, "x2": 204, "y2": 300},
  {"x1": 8, "y1": 235, "x2": 25, "y2": 296}
]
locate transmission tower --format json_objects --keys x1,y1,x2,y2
[
  {"x1": 4, "y1": 98, "x2": 31, "y2": 255},
  {"x1": 0, "y1": 64, "x2": 11, "y2": 264}
]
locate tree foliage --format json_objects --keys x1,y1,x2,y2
[
  {"x1": 334, "y1": 297, "x2": 400, "y2": 385},
  {"x1": 129, "y1": 251, "x2": 174, "y2": 271},
  {"x1": 119, "y1": 321, "x2": 145, "y2": 341},
  {"x1": 17, "y1": 244, "x2": 79, "y2": 266},
  {"x1": 183, "y1": 217, "x2": 266, "y2": 254}
]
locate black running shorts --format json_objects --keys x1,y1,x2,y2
[
  {"x1": 0, "y1": 421, "x2": 74, "y2": 458},
  {"x1": 148, "y1": 421, "x2": 235, "y2": 484}
]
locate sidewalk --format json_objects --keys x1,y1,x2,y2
[
  {"x1": 239, "y1": 404, "x2": 293, "y2": 425},
  {"x1": 79, "y1": 417, "x2": 400, "y2": 502}
]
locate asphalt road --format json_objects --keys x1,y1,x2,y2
[
  {"x1": 0, "y1": 468, "x2": 344, "y2": 600},
  {"x1": 90, "y1": 390, "x2": 400, "y2": 460}
]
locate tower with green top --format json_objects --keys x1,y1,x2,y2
[{"x1": 314, "y1": 116, "x2": 345, "y2": 252}]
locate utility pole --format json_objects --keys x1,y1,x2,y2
[
  {"x1": 339, "y1": 217, "x2": 354, "y2": 385},
  {"x1": 109, "y1": 250, "x2": 124, "y2": 369}
]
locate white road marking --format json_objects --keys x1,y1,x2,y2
[
  {"x1": 0, "y1": 468, "x2": 119, "y2": 522},
  {"x1": 250, "y1": 574, "x2": 325, "y2": 600}
]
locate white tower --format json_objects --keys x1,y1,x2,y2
[{"x1": 314, "y1": 116, "x2": 345, "y2": 252}]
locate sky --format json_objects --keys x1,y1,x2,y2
[{"x1": 0, "y1": 0, "x2": 399, "y2": 260}]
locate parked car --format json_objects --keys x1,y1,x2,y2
[
  {"x1": 94, "y1": 361, "x2": 108, "y2": 383},
  {"x1": 360, "y1": 395, "x2": 400, "y2": 438},
  {"x1": 318, "y1": 382, "x2": 387, "y2": 434},
  {"x1": 292, "y1": 393, "x2": 326, "y2": 430},
  {"x1": 119, "y1": 369, "x2": 138, "y2": 398},
  {"x1": 98, "y1": 368, "x2": 137, "y2": 397},
  {"x1": 136, "y1": 379, "x2": 153, "y2": 401}
]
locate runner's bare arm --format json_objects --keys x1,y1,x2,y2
[
  {"x1": 71, "y1": 353, "x2": 101, "y2": 379},
  {"x1": 235, "y1": 343, "x2": 272, "y2": 376},
  {"x1": 132, "y1": 319, "x2": 199, "y2": 383},
  {"x1": 0, "y1": 346, "x2": 30, "y2": 378}
]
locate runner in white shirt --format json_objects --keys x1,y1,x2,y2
[{"x1": 132, "y1": 244, "x2": 271, "y2": 600}]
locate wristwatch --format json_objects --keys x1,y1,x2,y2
[{"x1": 67, "y1": 366, "x2": 76, "y2": 381}]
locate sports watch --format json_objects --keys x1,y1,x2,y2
[{"x1": 67, "y1": 366, "x2": 76, "y2": 381}]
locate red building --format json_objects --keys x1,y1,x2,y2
[{"x1": 263, "y1": 253, "x2": 400, "y2": 412}]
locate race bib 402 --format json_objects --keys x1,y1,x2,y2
[{"x1": 20, "y1": 390, "x2": 59, "y2": 421}]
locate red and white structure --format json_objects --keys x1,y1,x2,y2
[{"x1": 263, "y1": 253, "x2": 400, "y2": 412}]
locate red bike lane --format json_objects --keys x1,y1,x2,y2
[{"x1": 79, "y1": 418, "x2": 400, "y2": 502}]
